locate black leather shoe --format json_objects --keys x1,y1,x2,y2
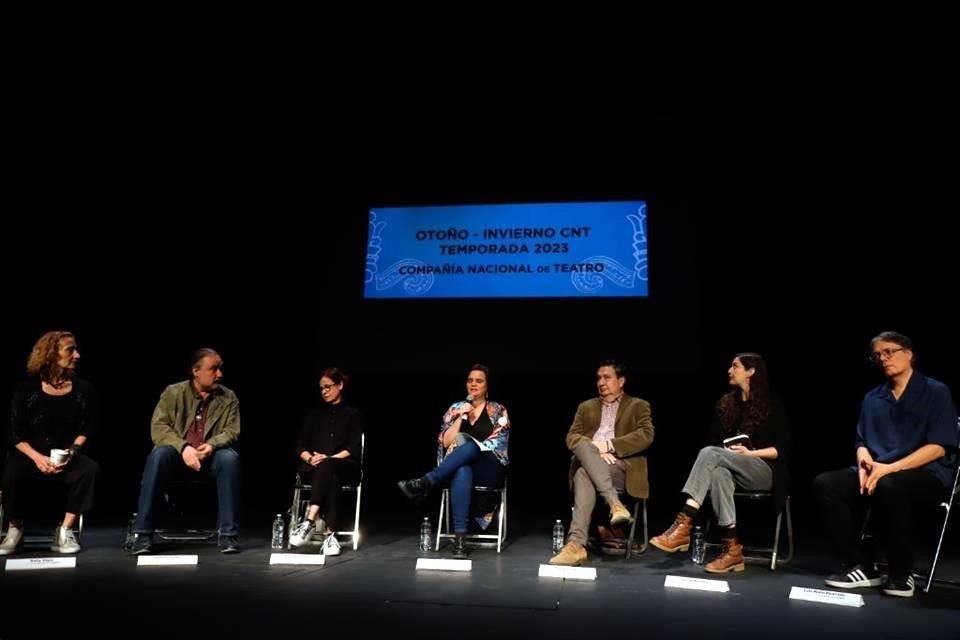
[
  {"x1": 220, "y1": 536, "x2": 241, "y2": 554},
  {"x1": 129, "y1": 534, "x2": 153, "y2": 555},
  {"x1": 398, "y1": 477, "x2": 431, "y2": 501},
  {"x1": 452, "y1": 535, "x2": 468, "y2": 559}
]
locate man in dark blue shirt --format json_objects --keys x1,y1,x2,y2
[{"x1": 814, "y1": 331, "x2": 958, "y2": 598}]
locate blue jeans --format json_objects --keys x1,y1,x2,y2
[
  {"x1": 427, "y1": 438, "x2": 502, "y2": 534},
  {"x1": 133, "y1": 445, "x2": 241, "y2": 536}
]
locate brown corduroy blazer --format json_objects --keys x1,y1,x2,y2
[{"x1": 565, "y1": 394, "x2": 654, "y2": 498}]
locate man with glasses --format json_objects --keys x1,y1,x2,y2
[
  {"x1": 814, "y1": 331, "x2": 958, "y2": 597},
  {"x1": 128, "y1": 348, "x2": 242, "y2": 554}
]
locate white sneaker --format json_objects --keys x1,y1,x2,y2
[
  {"x1": 322, "y1": 534, "x2": 341, "y2": 556},
  {"x1": 0, "y1": 525, "x2": 24, "y2": 555},
  {"x1": 288, "y1": 520, "x2": 315, "y2": 548},
  {"x1": 51, "y1": 525, "x2": 81, "y2": 554}
]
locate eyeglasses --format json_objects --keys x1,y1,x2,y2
[
  {"x1": 320, "y1": 384, "x2": 338, "y2": 391},
  {"x1": 870, "y1": 347, "x2": 906, "y2": 363}
]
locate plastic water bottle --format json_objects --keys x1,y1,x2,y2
[
  {"x1": 691, "y1": 525, "x2": 705, "y2": 565},
  {"x1": 272, "y1": 514, "x2": 286, "y2": 550},
  {"x1": 419, "y1": 517, "x2": 432, "y2": 553},
  {"x1": 552, "y1": 519, "x2": 565, "y2": 552}
]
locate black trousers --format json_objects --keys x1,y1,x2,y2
[
  {"x1": 1, "y1": 451, "x2": 99, "y2": 522},
  {"x1": 300, "y1": 459, "x2": 359, "y2": 530},
  {"x1": 813, "y1": 466, "x2": 944, "y2": 578}
]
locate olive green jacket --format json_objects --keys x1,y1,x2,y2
[{"x1": 150, "y1": 380, "x2": 240, "y2": 452}]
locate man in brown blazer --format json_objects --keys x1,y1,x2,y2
[{"x1": 549, "y1": 360, "x2": 655, "y2": 566}]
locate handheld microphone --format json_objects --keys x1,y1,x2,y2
[{"x1": 459, "y1": 394, "x2": 474, "y2": 420}]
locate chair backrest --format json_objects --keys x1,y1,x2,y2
[
  {"x1": 947, "y1": 418, "x2": 960, "y2": 500},
  {"x1": 343, "y1": 433, "x2": 366, "y2": 490}
]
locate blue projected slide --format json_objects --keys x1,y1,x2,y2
[{"x1": 363, "y1": 201, "x2": 648, "y2": 299}]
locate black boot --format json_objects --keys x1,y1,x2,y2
[
  {"x1": 452, "y1": 534, "x2": 468, "y2": 559},
  {"x1": 398, "y1": 476, "x2": 431, "y2": 501}
]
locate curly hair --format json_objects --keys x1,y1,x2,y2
[
  {"x1": 716, "y1": 352, "x2": 770, "y2": 436},
  {"x1": 26, "y1": 331, "x2": 76, "y2": 382}
]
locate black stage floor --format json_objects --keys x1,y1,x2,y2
[{"x1": 1, "y1": 527, "x2": 957, "y2": 639}]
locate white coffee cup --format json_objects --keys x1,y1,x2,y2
[{"x1": 50, "y1": 449, "x2": 69, "y2": 465}]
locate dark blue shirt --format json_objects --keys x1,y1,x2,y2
[{"x1": 855, "y1": 371, "x2": 958, "y2": 488}]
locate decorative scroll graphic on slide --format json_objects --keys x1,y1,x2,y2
[
  {"x1": 571, "y1": 204, "x2": 647, "y2": 294},
  {"x1": 366, "y1": 211, "x2": 435, "y2": 295}
]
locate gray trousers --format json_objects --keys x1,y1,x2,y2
[
  {"x1": 681, "y1": 446, "x2": 772, "y2": 527},
  {"x1": 569, "y1": 441, "x2": 626, "y2": 546}
]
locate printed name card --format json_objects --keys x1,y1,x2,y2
[
  {"x1": 538, "y1": 564, "x2": 597, "y2": 581},
  {"x1": 137, "y1": 555, "x2": 199, "y2": 566},
  {"x1": 6, "y1": 557, "x2": 77, "y2": 571},
  {"x1": 664, "y1": 575, "x2": 730, "y2": 592},
  {"x1": 415, "y1": 558, "x2": 472, "y2": 572},
  {"x1": 269, "y1": 553, "x2": 326, "y2": 566},
  {"x1": 789, "y1": 586, "x2": 865, "y2": 607}
]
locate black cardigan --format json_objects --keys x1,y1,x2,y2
[
  {"x1": 295, "y1": 402, "x2": 363, "y2": 461},
  {"x1": 8, "y1": 378, "x2": 99, "y2": 451},
  {"x1": 708, "y1": 392, "x2": 791, "y2": 511}
]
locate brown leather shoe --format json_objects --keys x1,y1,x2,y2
[
  {"x1": 704, "y1": 537, "x2": 745, "y2": 573},
  {"x1": 597, "y1": 525, "x2": 627, "y2": 543},
  {"x1": 610, "y1": 502, "x2": 635, "y2": 527},
  {"x1": 649, "y1": 512, "x2": 692, "y2": 553},
  {"x1": 549, "y1": 541, "x2": 588, "y2": 566}
]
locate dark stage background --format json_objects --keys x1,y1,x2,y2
[{"x1": 2, "y1": 113, "x2": 955, "y2": 547}]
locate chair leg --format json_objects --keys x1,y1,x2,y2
[
  {"x1": 435, "y1": 489, "x2": 447, "y2": 552},
  {"x1": 784, "y1": 496, "x2": 794, "y2": 565},
  {"x1": 626, "y1": 501, "x2": 639, "y2": 560},
  {"x1": 352, "y1": 483, "x2": 363, "y2": 551},
  {"x1": 637, "y1": 499, "x2": 648, "y2": 553},
  {"x1": 770, "y1": 511, "x2": 783, "y2": 571},
  {"x1": 291, "y1": 484, "x2": 302, "y2": 530},
  {"x1": 924, "y1": 502, "x2": 952, "y2": 593},
  {"x1": 502, "y1": 484, "x2": 508, "y2": 543},
  {"x1": 496, "y1": 486, "x2": 506, "y2": 553}
]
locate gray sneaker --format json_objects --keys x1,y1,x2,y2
[
  {"x1": 51, "y1": 525, "x2": 81, "y2": 554},
  {"x1": 0, "y1": 525, "x2": 24, "y2": 555},
  {"x1": 322, "y1": 534, "x2": 342, "y2": 556},
  {"x1": 288, "y1": 520, "x2": 315, "y2": 548}
]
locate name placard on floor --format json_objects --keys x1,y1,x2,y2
[
  {"x1": 789, "y1": 586, "x2": 865, "y2": 607},
  {"x1": 664, "y1": 575, "x2": 730, "y2": 592},
  {"x1": 415, "y1": 558, "x2": 472, "y2": 572},
  {"x1": 137, "y1": 555, "x2": 199, "y2": 566},
  {"x1": 269, "y1": 553, "x2": 326, "y2": 566},
  {"x1": 538, "y1": 564, "x2": 597, "y2": 581},
  {"x1": 5, "y1": 557, "x2": 77, "y2": 571}
]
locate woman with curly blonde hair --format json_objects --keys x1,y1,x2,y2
[{"x1": 0, "y1": 331, "x2": 100, "y2": 555}]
